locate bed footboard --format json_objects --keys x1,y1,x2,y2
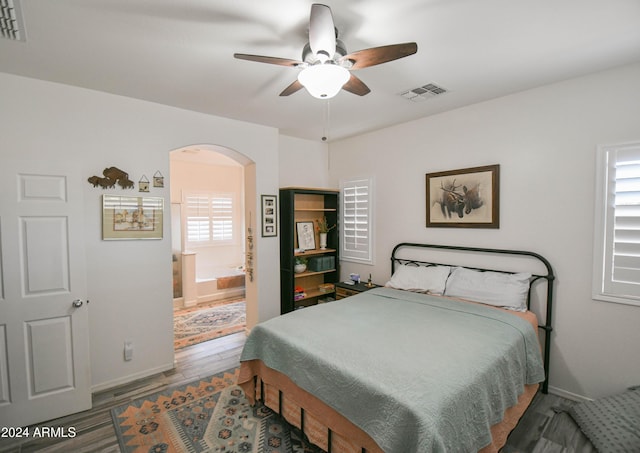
[
  {"x1": 239, "y1": 359, "x2": 381, "y2": 453},
  {"x1": 238, "y1": 360, "x2": 538, "y2": 453}
]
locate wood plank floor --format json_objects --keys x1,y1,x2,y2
[
  {"x1": 0, "y1": 331, "x2": 595, "y2": 453},
  {"x1": 0, "y1": 332, "x2": 246, "y2": 453}
]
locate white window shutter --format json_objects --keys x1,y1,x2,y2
[
  {"x1": 184, "y1": 192, "x2": 234, "y2": 246},
  {"x1": 594, "y1": 142, "x2": 640, "y2": 306},
  {"x1": 211, "y1": 196, "x2": 233, "y2": 241},
  {"x1": 341, "y1": 177, "x2": 373, "y2": 264},
  {"x1": 186, "y1": 194, "x2": 210, "y2": 243}
]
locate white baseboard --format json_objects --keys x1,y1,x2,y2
[
  {"x1": 91, "y1": 362, "x2": 175, "y2": 393},
  {"x1": 548, "y1": 385, "x2": 592, "y2": 402}
]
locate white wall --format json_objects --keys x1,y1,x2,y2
[
  {"x1": 328, "y1": 62, "x2": 640, "y2": 400},
  {"x1": 279, "y1": 135, "x2": 330, "y2": 188},
  {"x1": 0, "y1": 72, "x2": 282, "y2": 390}
]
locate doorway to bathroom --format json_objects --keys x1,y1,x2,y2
[{"x1": 169, "y1": 145, "x2": 247, "y2": 349}]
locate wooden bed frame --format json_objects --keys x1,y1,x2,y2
[{"x1": 239, "y1": 243, "x2": 555, "y2": 452}]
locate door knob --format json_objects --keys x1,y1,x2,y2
[{"x1": 72, "y1": 299, "x2": 84, "y2": 308}]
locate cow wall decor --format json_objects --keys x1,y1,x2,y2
[{"x1": 87, "y1": 166, "x2": 135, "y2": 190}]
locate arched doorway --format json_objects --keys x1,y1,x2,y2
[{"x1": 169, "y1": 144, "x2": 255, "y2": 348}]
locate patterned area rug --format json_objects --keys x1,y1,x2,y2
[
  {"x1": 111, "y1": 368, "x2": 323, "y2": 453},
  {"x1": 174, "y1": 299, "x2": 246, "y2": 350}
]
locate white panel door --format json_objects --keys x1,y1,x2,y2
[{"x1": 0, "y1": 160, "x2": 91, "y2": 427}]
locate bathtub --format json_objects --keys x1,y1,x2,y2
[{"x1": 195, "y1": 266, "x2": 246, "y2": 304}]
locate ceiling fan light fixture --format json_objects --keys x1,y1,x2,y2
[{"x1": 297, "y1": 63, "x2": 350, "y2": 99}]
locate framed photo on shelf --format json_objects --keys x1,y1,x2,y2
[
  {"x1": 296, "y1": 221, "x2": 316, "y2": 250},
  {"x1": 102, "y1": 194, "x2": 164, "y2": 240},
  {"x1": 426, "y1": 164, "x2": 499, "y2": 228},
  {"x1": 261, "y1": 194, "x2": 278, "y2": 237}
]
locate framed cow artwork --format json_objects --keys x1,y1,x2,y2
[{"x1": 426, "y1": 164, "x2": 500, "y2": 228}]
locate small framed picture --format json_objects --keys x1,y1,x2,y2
[
  {"x1": 153, "y1": 171, "x2": 164, "y2": 188},
  {"x1": 296, "y1": 221, "x2": 316, "y2": 250},
  {"x1": 138, "y1": 175, "x2": 150, "y2": 193},
  {"x1": 261, "y1": 194, "x2": 278, "y2": 237}
]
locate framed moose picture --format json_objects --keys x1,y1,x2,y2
[{"x1": 426, "y1": 164, "x2": 500, "y2": 228}]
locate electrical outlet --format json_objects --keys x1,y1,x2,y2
[{"x1": 124, "y1": 341, "x2": 133, "y2": 361}]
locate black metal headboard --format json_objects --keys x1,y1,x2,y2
[{"x1": 391, "y1": 242, "x2": 555, "y2": 394}]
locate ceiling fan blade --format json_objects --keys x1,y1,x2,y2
[
  {"x1": 342, "y1": 73, "x2": 371, "y2": 96},
  {"x1": 234, "y1": 53, "x2": 303, "y2": 67},
  {"x1": 279, "y1": 80, "x2": 304, "y2": 96},
  {"x1": 341, "y1": 42, "x2": 418, "y2": 70},
  {"x1": 309, "y1": 4, "x2": 336, "y2": 61}
]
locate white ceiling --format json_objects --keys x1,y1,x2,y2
[{"x1": 2, "y1": 0, "x2": 640, "y2": 142}]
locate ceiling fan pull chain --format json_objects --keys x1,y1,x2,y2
[{"x1": 322, "y1": 100, "x2": 330, "y2": 142}]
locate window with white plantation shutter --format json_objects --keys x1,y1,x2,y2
[
  {"x1": 341, "y1": 177, "x2": 374, "y2": 264},
  {"x1": 593, "y1": 142, "x2": 640, "y2": 306},
  {"x1": 184, "y1": 192, "x2": 234, "y2": 246},
  {"x1": 211, "y1": 197, "x2": 233, "y2": 241}
]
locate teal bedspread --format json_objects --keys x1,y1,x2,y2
[{"x1": 240, "y1": 287, "x2": 545, "y2": 452}]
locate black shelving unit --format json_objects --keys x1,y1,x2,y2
[{"x1": 280, "y1": 187, "x2": 339, "y2": 314}]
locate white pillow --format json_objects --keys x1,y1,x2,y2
[
  {"x1": 385, "y1": 264, "x2": 451, "y2": 295},
  {"x1": 443, "y1": 267, "x2": 531, "y2": 311}
]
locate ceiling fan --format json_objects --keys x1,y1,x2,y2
[{"x1": 234, "y1": 4, "x2": 418, "y2": 99}]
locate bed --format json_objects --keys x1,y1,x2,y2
[{"x1": 238, "y1": 243, "x2": 554, "y2": 452}]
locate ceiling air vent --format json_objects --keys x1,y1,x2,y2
[
  {"x1": 400, "y1": 83, "x2": 448, "y2": 102},
  {"x1": 1, "y1": 0, "x2": 26, "y2": 41}
]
